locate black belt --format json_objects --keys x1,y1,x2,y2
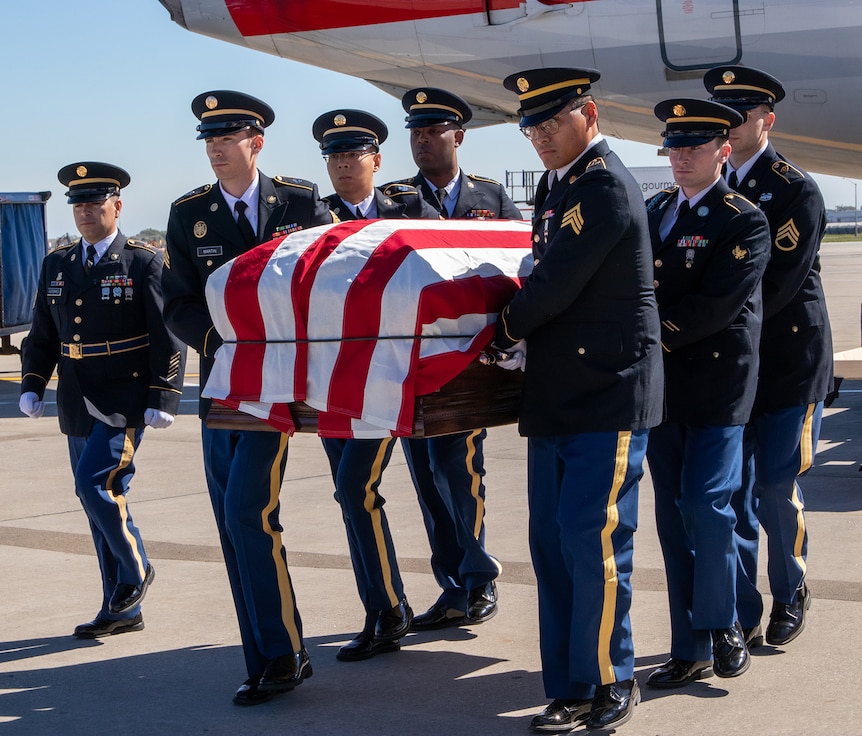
[{"x1": 61, "y1": 334, "x2": 149, "y2": 360}]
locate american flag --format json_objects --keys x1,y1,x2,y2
[{"x1": 203, "y1": 219, "x2": 533, "y2": 438}]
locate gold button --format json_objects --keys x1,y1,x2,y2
[
  {"x1": 712, "y1": 351, "x2": 720, "y2": 358},
  {"x1": 132, "y1": 371, "x2": 139, "y2": 378},
  {"x1": 74, "y1": 316, "x2": 82, "y2": 324},
  {"x1": 75, "y1": 299, "x2": 83, "y2": 306},
  {"x1": 533, "y1": 234, "x2": 540, "y2": 242},
  {"x1": 653, "y1": 280, "x2": 659, "y2": 288},
  {"x1": 73, "y1": 334, "x2": 80, "y2": 341},
  {"x1": 534, "y1": 258, "x2": 540, "y2": 265},
  {"x1": 578, "y1": 347, "x2": 586, "y2": 355},
  {"x1": 791, "y1": 325, "x2": 799, "y2": 333},
  {"x1": 655, "y1": 259, "x2": 662, "y2": 268},
  {"x1": 207, "y1": 259, "x2": 213, "y2": 267},
  {"x1": 114, "y1": 299, "x2": 120, "y2": 305}
]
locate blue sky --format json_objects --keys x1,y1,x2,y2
[{"x1": 1, "y1": 1, "x2": 859, "y2": 238}]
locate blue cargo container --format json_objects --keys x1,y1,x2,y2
[{"x1": 0, "y1": 192, "x2": 51, "y2": 354}]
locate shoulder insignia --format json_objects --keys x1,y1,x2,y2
[
  {"x1": 173, "y1": 183, "x2": 212, "y2": 206},
  {"x1": 775, "y1": 218, "x2": 800, "y2": 251},
  {"x1": 274, "y1": 176, "x2": 313, "y2": 191},
  {"x1": 561, "y1": 202, "x2": 584, "y2": 235},
  {"x1": 466, "y1": 173, "x2": 502, "y2": 185},
  {"x1": 126, "y1": 238, "x2": 157, "y2": 253},
  {"x1": 723, "y1": 191, "x2": 758, "y2": 214},
  {"x1": 731, "y1": 244, "x2": 749, "y2": 261},
  {"x1": 54, "y1": 239, "x2": 79, "y2": 251},
  {"x1": 771, "y1": 160, "x2": 805, "y2": 183},
  {"x1": 645, "y1": 186, "x2": 678, "y2": 214},
  {"x1": 585, "y1": 157, "x2": 607, "y2": 172},
  {"x1": 382, "y1": 183, "x2": 419, "y2": 198},
  {"x1": 384, "y1": 177, "x2": 416, "y2": 187}
]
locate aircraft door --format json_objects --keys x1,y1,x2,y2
[{"x1": 657, "y1": 0, "x2": 742, "y2": 70}]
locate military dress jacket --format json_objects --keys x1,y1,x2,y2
[
  {"x1": 385, "y1": 170, "x2": 523, "y2": 220},
  {"x1": 21, "y1": 232, "x2": 185, "y2": 437},
  {"x1": 494, "y1": 139, "x2": 664, "y2": 437},
  {"x1": 730, "y1": 144, "x2": 833, "y2": 412},
  {"x1": 323, "y1": 183, "x2": 441, "y2": 220},
  {"x1": 162, "y1": 172, "x2": 335, "y2": 416},
  {"x1": 646, "y1": 180, "x2": 771, "y2": 426}
]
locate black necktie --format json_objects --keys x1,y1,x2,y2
[
  {"x1": 235, "y1": 200, "x2": 256, "y2": 247},
  {"x1": 83, "y1": 244, "x2": 96, "y2": 275},
  {"x1": 728, "y1": 171, "x2": 739, "y2": 190},
  {"x1": 435, "y1": 188, "x2": 449, "y2": 219},
  {"x1": 677, "y1": 200, "x2": 690, "y2": 219}
]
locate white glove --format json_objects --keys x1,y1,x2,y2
[
  {"x1": 495, "y1": 340, "x2": 527, "y2": 372},
  {"x1": 144, "y1": 408, "x2": 175, "y2": 429},
  {"x1": 19, "y1": 391, "x2": 45, "y2": 419}
]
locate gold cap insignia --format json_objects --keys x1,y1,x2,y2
[
  {"x1": 576, "y1": 87, "x2": 583, "y2": 95},
  {"x1": 334, "y1": 114, "x2": 347, "y2": 126},
  {"x1": 205, "y1": 95, "x2": 219, "y2": 110},
  {"x1": 76, "y1": 165, "x2": 88, "y2": 177},
  {"x1": 673, "y1": 104, "x2": 686, "y2": 117},
  {"x1": 416, "y1": 91, "x2": 427, "y2": 103},
  {"x1": 193, "y1": 221, "x2": 207, "y2": 239},
  {"x1": 517, "y1": 77, "x2": 530, "y2": 92},
  {"x1": 722, "y1": 70, "x2": 736, "y2": 85}
]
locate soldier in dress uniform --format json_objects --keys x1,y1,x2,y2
[
  {"x1": 308, "y1": 108, "x2": 438, "y2": 662},
  {"x1": 495, "y1": 68, "x2": 664, "y2": 732},
  {"x1": 643, "y1": 99, "x2": 771, "y2": 691},
  {"x1": 384, "y1": 88, "x2": 522, "y2": 634},
  {"x1": 312, "y1": 108, "x2": 439, "y2": 220},
  {"x1": 161, "y1": 90, "x2": 336, "y2": 706},
  {"x1": 704, "y1": 66, "x2": 832, "y2": 648},
  {"x1": 20, "y1": 162, "x2": 185, "y2": 639}
]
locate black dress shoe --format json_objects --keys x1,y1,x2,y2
[
  {"x1": 646, "y1": 658, "x2": 713, "y2": 689},
  {"x1": 108, "y1": 563, "x2": 155, "y2": 614},
  {"x1": 766, "y1": 583, "x2": 811, "y2": 645},
  {"x1": 529, "y1": 698, "x2": 592, "y2": 732},
  {"x1": 375, "y1": 598, "x2": 413, "y2": 641},
  {"x1": 233, "y1": 676, "x2": 273, "y2": 706},
  {"x1": 411, "y1": 599, "x2": 467, "y2": 630},
  {"x1": 466, "y1": 581, "x2": 498, "y2": 623},
  {"x1": 712, "y1": 622, "x2": 750, "y2": 678},
  {"x1": 73, "y1": 613, "x2": 144, "y2": 639},
  {"x1": 337, "y1": 627, "x2": 401, "y2": 662},
  {"x1": 258, "y1": 648, "x2": 313, "y2": 693},
  {"x1": 743, "y1": 624, "x2": 764, "y2": 649},
  {"x1": 586, "y1": 678, "x2": 640, "y2": 730}
]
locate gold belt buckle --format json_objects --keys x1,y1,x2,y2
[{"x1": 68, "y1": 343, "x2": 83, "y2": 360}]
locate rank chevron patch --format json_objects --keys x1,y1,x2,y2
[
  {"x1": 562, "y1": 203, "x2": 584, "y2": 235},
  {"x1": 775, "y1": 218, "x2": 800, "y2": 251}
]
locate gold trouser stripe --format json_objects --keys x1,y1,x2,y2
[
  {"x1": 465, "y1": 430, "x2": 485, "y2": 539},
  {"x1": 597, "y1": 430, "x2": 632, "y2": 685},
  {"x1": 791, "y1": 404, "x2": 816, "y2": 577},
  {"x1": 363, "y1": 438, "x2": 398, "y2": 607},
  {"x1": 261, "y1": 433, "x2": 302, "y2": 650},
  {"x1": 105, "y1": 428, "x2": 147, "y2": 580}
]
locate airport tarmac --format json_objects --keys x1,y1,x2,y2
[{"x1": 0, "y1": 243, "x2": 860, "y2": 735}]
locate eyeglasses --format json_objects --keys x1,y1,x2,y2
[
  {"x1": 519, "y1": 101, "x2": 588, "y2": 140},
  {"x1": 323, "y1": 149, "x2": 375, "y2": 163}
]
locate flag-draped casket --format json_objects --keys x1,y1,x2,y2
[{"x1": 203, "y1": 219, "x2": 533, "y2": 438}]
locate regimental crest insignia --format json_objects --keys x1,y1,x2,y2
[
  {"x1": 732, "y1": 244, "x2": 748, "y2": 260},
  {"x1": 193, "y1": 221, "x2": 207, "y2": 238},
  {"x1": 775, "y1": 218, "x2": 800, "y2": 251},
  {"x1": 562, "y1": 203, "x2": 584, "y2": 235},
  {"x1": 585, "y1": 157, "x2": 606, "y2": 172}
]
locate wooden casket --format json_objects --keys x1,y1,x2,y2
[
  {"x1": 201, "y1": 219, "x2": 533, "y2": 438},
  {"x1": 206, "y1": 361, "x2": 523, "y2": 437}
]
